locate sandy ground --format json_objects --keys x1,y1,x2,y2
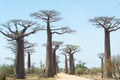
[{"x1": 56, "y1": 73, "x2": 91, "y2": 80}]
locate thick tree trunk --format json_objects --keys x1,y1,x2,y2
[
  {"x1": 45, "y1": 22, "x2": 54, "y2": 77},
  {"x1": 101, "y1": 58, "x2": 103, "y2": 78},
  {"x1": 65, "y1": 55, "x2": 68, "y2": 73},
  {"x1": 15, "y1": 37, "x2": 25, "y2": 79},
  {"x1": 52, "y1": 48, "x2": 57, "y2": 75},
  {"x1": 27, "y1": 52, "x2": 31, "y2": 69},
  {"x1": 56, "y1": 62, "x2": 59, "y2": 73},
  {"x1": 69, "y1": 54, "x2": 75, "y2": 75},
  {"x1": 103, "y1": 29, "x2": 112, "y2": 78}
]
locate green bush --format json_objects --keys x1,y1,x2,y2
[
  {"x1": 75, "y1": 64, "x2": 88, "y2": 70},
  {"x1": 75, "y1": 63, "x2": 88, "y2": 75},
  {"x1": 0, "y1": 70, "x2": 6, "y2": 80},
  {"x1": 75, "y1": 67, "x2": 84, "y2": 75},
  {"x1": 89, "y1": 67, "x2": 101, "y2": 74},
  {"x1": 0, "y1": 65, "x2": 14, "y2": 77}
]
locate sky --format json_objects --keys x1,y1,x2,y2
[{"x1": 0, "y1": 0, "x2": 120, "y2": 68}]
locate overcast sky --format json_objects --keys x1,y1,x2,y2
[{"x1": 0, "y1": 0, "x2": 120, "y2": 68}]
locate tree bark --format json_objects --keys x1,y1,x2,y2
[
  {"x1": 104, "y1": 29, "x2": 112, "y2": 78},
  {"x1": 27, "y1": 52, "x2": 31, "y2": 69},
  {"x1": 45, "y1": 21, "x2": 54, "y2": 77},
  {"x1": 101, "y1": 58, "x2": 103, "y2": 78},
  {"x1": 52, "y1": 48, "x2": 57, "y2": 75},
  {"x1": 15, "y1": 37, "x2": 25, "y2": 79},
  {"x1": 69, "y1": 54, "x2": 75, "y2": 75},
  {"x1": 65, "y1": 55, "x2": 68, "y2": 73},
  {"x1": 56, "y1": 62, "x2": 59, "y2": 73}
]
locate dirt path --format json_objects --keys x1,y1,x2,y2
[{"x1": 56, "y1": 73, "x2": 91, "y2": 80}]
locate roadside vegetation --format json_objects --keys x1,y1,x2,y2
[
  {"x1": 74, "y1": 55, "x2": 120, "y2": 80},
  {"x1": 0, "y1": 64, "x2": 56, "y2": 80}
]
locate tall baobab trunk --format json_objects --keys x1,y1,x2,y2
[
  {"x1": 52, "y1": 48, "x2": 57, "y2": 75},
  {"x1": 65, "y1": 55, "x2": 68, "y2": 73},
  {"x1": 27, "y1": 52, "x2": 31, "y2": 69},
  {"x1": 15, "y1": 37, "x2": 25, "y2": 79},
  {"x1": 45, "y1": 22, "x2": 54, "y2": 77},
  {"x1": 69, "y1": 54, "x2": 75, "y2": 75},
  {"x1": 104, "y1": 29, "x2": 112, "y2": 78},
  {"x1": 56, "y1": 61, "x2": 59, "y2": 73},
  {"x1": 101, "y1": 57, "x2": 104, "y2": 78}
]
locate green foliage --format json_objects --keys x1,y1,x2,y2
[
  {"x1": 75, "y1": 64, "x2": 88, "y2": 75},
  {"x1": 76, "y1": 64, "x2": 88, "y2": 70},
  {"x1": 0, "y1": 64, "x2": 14, "y2": 76},
  {"x1": 62, "y1": 44, "x2": 80, "y2": 54},
  {"x1": 89, "y1": 67, "x2": 101, "y2": 74},
  {"x1": 0, "y1": 70, "x2": 6, "y2": 80},
  {"x1": 27, "y1": 67, "x2": 45, "y2": 74},
  {"x1": 58, "y1": 68, "x2": 64, "y2": 72},
  {"x1": 75, "y1": 67, "x2": 84, "y2": 75}
]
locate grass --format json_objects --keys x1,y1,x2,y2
[
  {"x1": 6, "y1": 73, "x2": 116, "y2": 80},
  {"x1": 7, "y1": 77, "x2": 56, "y2": 80},
  {"x1": 7, "y1": 78, "x2": 55, "y2": 80},
  {"x1": 6, "y1": 74, "x2": 56, "y2": 80},
  {"x1": 80, "y1": 74, "x2": 116, "y2": 80}
]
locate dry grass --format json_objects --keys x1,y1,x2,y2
[
  {"x1": 80, "y1": 74, "x2": 116, "y2": 80},
  {"x1": 6, "y1": 74, "x2": 56, "y2": 80}
]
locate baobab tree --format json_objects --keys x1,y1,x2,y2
[
  {"x1": 31, "y1": 10, "x2": 74, "y2": 77},
  {"x1": 52, "y1": 41, "x2": 63, "y2": 75},
  {"x1": 98, "y1": 53, "x2": 104, "y2": 78},
  {"x1": 56, "y1": 55, "x2": 60, "y2": 73},
  {"x1": 0, "y1": 19, "x2": 41, "y2": 79},
  {"x1": 6, "y1": 40, "x2": 36, "y2": 72},
  {"x1": 43, "y1": 41, "x2": 63, "y2": 75},
  {"x1": 61, "y1": 53, "x2": 68, "y2": 73},
  {"x1": 90, "y1": 16, "x2": 120, "y2": 78},
  {"x1": 25, "y1": 41, "x2": 36, "y2": 70},
  {"x1": 61, "y1": 44, "x2": 80, "y2": 75}
]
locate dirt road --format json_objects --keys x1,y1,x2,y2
[{"x1": 56, "y1": 73, "x2": 91, "y2": 80}]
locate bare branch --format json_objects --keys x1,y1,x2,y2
[
  {"x1": 23, "y1": 26, "x2": 43, "y2": 37},
  {"x1": 0, "y1": 29, "x2": 13, "y2": 38},
  {"x1": 90, "y1": 17, "x2": 107, "y2": 29},
  {"x1": 52, "y1": 41, "x2": 63, "y2": 46},
  {"x1": 98, "y1": 53, "x2": 104, "y2": 59},
  {"x1": 90, "y1": 16, "x2": 120, "y2": 32},
  {"x1": 31, "y1": 10, "x2": 62, "y2": 23},
  {"x1": 51, "y1": 31, "x2": 66, "y2": 34},
  {"x1": 1, "y1": 22, "x2": 15, "y2": 34},
  {"x1": 61, "y1": 44, "x2": 80, "y2": 55},
  {"x1": 109, "y1": 27, "x2": 120, "y2": 32},
  {"x1": 18, "y1": 20, "x2": 37, "y2": 34},
  {"x1": 11, "y1": 19, "x2": 20, "y2": 33},
  {"x1": 51, "y1": 26, "x2": 75, "y2": 34},
  {"x1": 61, "y1": 52, "x2": 69, "y2": 56}
]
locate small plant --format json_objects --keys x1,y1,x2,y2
[
  {"x1": 0, "y1": 70, "x2": 6, "y2": 80},
  {"x1": 0, "y1": 65, "x2": 14, "y2": 76},
  {"x1": 75, "y1": 67, "x2": 84, "y2": 75}
]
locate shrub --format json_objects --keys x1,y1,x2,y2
[
  {"x1": 75, "y1": 63, "x2": 88, "y2": 75},
  {"x1": 75, "y1": 67, "x2": 84, "y2": 75},
  {"x1": 0, "y1": 64, "x2": 14, "y2": 77},
  {"x1": 0, "y1": 70, "x2": 6, "y2": 80},
  {"x1": 89, "y1": 67, "x2": 101, "y2": 74}
]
